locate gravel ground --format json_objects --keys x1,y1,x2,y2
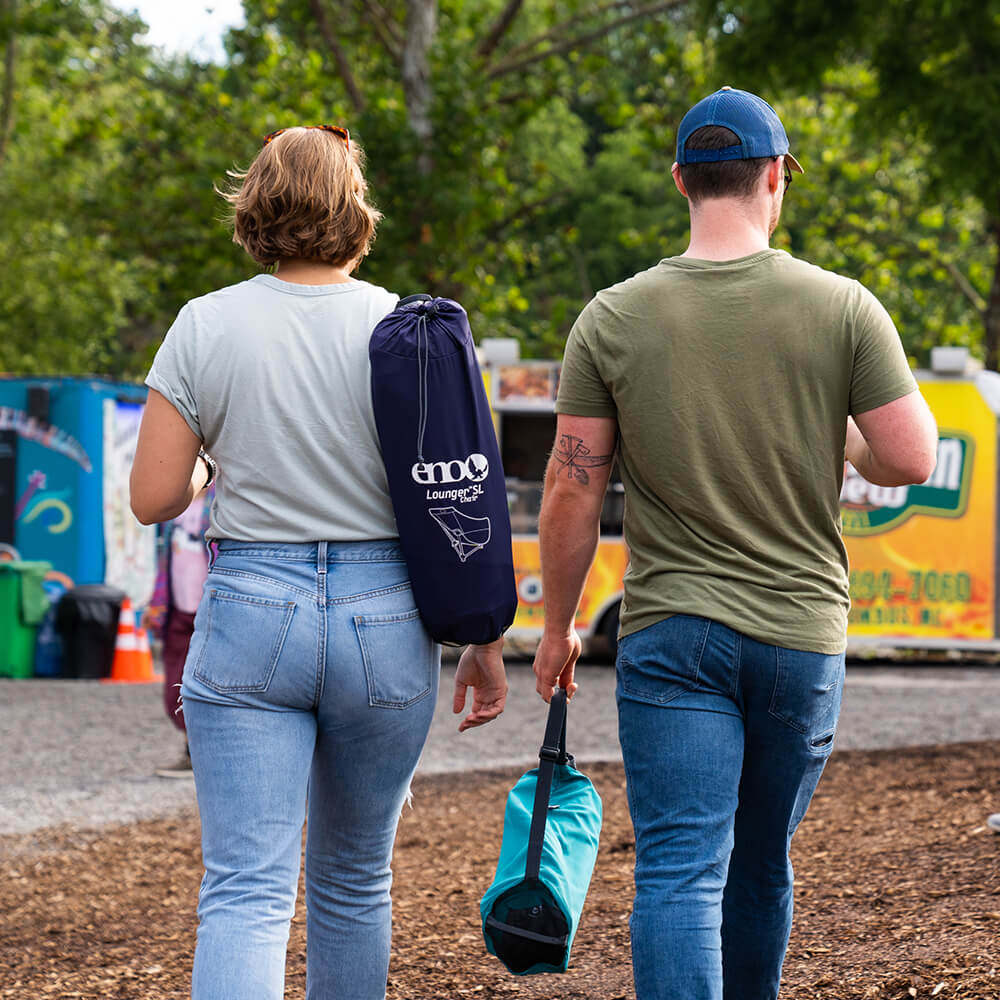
[{"x1": 1, "y1": 659, "x2": 998, "y2": 836}]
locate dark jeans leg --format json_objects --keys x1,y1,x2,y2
[
  {"x1": 162, "y1": 609, "x2": 196, "y2": 732},
  {"x1": 721, "y1": 637, "x2": 844, "y2": 1000}
]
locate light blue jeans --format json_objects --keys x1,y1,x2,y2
[
  {"x1": 179, "y1": 540, "x2": 440, "y2": 1000},
  {"x1": 616, "y1": 615, "x2": 845, "y2": 1000}
]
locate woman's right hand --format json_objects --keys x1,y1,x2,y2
[{"x1": 453, "y1": 638, "x2": 508, "y2": 732}]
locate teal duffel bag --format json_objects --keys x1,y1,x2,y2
[{"x1": 480, "y1": 688, "x2": 603, "y2": 975}]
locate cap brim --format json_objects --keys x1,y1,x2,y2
[{"x1": 786, "y1": 152, "x2": 804, "y2": 174}]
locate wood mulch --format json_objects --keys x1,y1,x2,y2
[{"x1": 2, "y1": 741, "x2": 998, "y2": 999}]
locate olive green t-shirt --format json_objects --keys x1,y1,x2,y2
[{"x1": 556, "y1": 250, "x2": 918, "y2": 654}]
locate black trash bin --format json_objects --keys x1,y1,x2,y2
[{"x1": 54, "y1": 584, "x2": 126, "y2": 679}]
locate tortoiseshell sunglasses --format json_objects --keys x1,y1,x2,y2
[{"x1": 263, "y1": 125, "x2": 350, "y2": 147}]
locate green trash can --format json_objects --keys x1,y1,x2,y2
[{"x1": 0, "y1": 561, "x2": 52, "y2": 678}]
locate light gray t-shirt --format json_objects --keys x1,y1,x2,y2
[{"x1": 146, "y1": 274, "x2": 399, "y2": 542}]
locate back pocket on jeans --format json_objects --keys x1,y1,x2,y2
[
  {"x1": 769, "y1": 648, "x2": 844, "y2": 738},
  {"x1": 193, "y1": 589, "x2": 296, "y2": 693},
  {"x1": 617, "y1": 616, "x2": 709, "y2": 706},
  {"x1": 354, "y1": 608, "x2": 435, "y2": 708}
]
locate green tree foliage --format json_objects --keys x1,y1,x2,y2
[
  {"x1": 475, "y1": 30, "x2": 710, "y2": 356},
  {"x1": 220, "y1": 0, "x2": 696, "y2": 354},
  {"x1": 722, "y1": 65, "x2": 989, "y2": 367},
  {"x1": 0, "y1": 0, "x2": 993, "y2": 376},
  {"x1": 2, "y1": 0, "x2": 703, "y2": 372},
  {"x1": 697, "y1": 0, "x2": 1000, "y2": 366},
  {"x1": 0, "y1": 0, "x2": 248, "y2": 373}
]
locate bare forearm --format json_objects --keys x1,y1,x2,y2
[
  {"x1": 533, "y1": 415, "x2": 617, "y2": 699},
  {"x1": 130, "y1": 390, "x2": 211, "y2": 525},
  {"x1": 538, "y1": 416, "x2": 618, "y2": 636},
  {"x1": 539, "y1": 483, "x2": 602, "y2": 636},
  {"x1": 846, "y1": 412, "x2": 937, "y2": 487},
  {"x1": 131, "y1": 461, "x2": 209, "y2": 525},
  {"x1": 845, "y1": 435, "x2": 904, "y2": 486}
]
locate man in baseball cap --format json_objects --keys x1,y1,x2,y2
[{"x1": 533, "y1": 86, "x2": 937, "y2": 999}]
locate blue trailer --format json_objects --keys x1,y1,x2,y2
[{"x1": 0, "y1": 375, "x2": 155, "y2": 603}]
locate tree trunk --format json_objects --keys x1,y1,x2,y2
[
  {"x1": 309, "y1": 0, "x2": 366, "y2": 113},
  {"x1": 401, "y1": 0, "x2": 436, "y2": 175},
  {"x1": 986, "y1": 218, "x2": 1000, "y2": 372}
]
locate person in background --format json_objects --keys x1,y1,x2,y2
[
  {"x1": 130, "y1": 124, "x2": 507, "y2": 1000},
  {"x1": 532, "y1": 87, "x2": 939, "y2": 999},
  {"x1": 144, "y1": 485, "x2": 214, "y2": 778}
]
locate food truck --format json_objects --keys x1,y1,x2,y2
[
  {"x1": 480, "y1": 342, "x2": 1000, "y2": 654},
  {"x1": 0, "y1": 375, "x2": 155, "y2": 603},
  {"x1": 844, "y1": 348, "x2": 1000, "y2": 651}
]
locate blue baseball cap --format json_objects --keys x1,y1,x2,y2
[{"x1": 675, "y1": 86, "x2": 803, "y2": 174}]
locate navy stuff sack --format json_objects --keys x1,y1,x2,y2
[{"x1": 369, "y1": 294, "x2": 517, "y2": 646}]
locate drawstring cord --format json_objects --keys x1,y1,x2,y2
[{"x1": 416, "y1": 310, "x2": 430, "y2": 463}]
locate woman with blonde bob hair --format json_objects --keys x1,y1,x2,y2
[{"x1": 130, "y1": 126, "x2": 508, "y2": 1000}]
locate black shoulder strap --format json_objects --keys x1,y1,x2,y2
[
  {"x1": 524, "y1": 688, "x2": 573, "y2": 880},
  {"x1": 398, "y1": 292, "x2": 433, "y2": 308}
]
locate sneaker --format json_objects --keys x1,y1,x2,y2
[
  {"x1": 988, "y1": 814, "x2": 1000, "y2": 834},
  {"x1": 156, "y1": 743, "x2": 194, "y2": 779}
]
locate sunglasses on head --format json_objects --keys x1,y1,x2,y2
[{"x1": 263, "y1": 125, "x2": 350, "y2": 147}]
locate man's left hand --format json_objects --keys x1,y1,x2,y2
[{"x1": 532, "y1": 631, "x2": 582, "y2": 703}]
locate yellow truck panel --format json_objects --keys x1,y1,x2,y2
[{"x1": 844, "y1": 376, "x2": 999, "y2": 648}]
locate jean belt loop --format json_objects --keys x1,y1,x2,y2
[
  {"x1": 317, "y1": 540, "x2": 328, "y2": 575},
  {"x1": 206, "y1": 539, "x2": 218, "y2": 571}
]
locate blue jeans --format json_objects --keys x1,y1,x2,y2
[
  {"x1": 180, "y1": 540, "x2": 440, "y2": 1000},
  {"x1": 616, "y1": 615, "x2": 844, "y2": 1000}
]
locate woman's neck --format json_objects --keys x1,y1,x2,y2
[{"x1": 273, "y1": 258, "x2": 355, "y2": 285}]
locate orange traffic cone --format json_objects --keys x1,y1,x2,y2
[
  {"x1": 135, "y1": 626, "x2": 162, "y2": 681},
  {"x1": 103, "y1": 598, "x2": 157, "y2": 683}
]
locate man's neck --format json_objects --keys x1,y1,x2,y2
[{"x1": 681, "y1": 197, "x2": 773, "y2": 262}]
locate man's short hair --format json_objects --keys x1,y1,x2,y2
[
  {"x1": 222, "y1": 127, "x2": 381, "y2": 268},
  {"x1": 679, "y1": 126, "x2": 773, "y2": 202}
]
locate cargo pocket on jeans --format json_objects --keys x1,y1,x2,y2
[
  {"x1": 354, "y1": 608, "x2": 435, "y2": 708},
  {"x1": 193, "y1": 589, "x2": 296, "y2": 693}
]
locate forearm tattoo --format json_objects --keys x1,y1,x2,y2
[{"x1": 552, "y1": 434, "x2": 615, "y2": 485}]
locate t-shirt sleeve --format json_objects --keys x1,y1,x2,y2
[
  {"x1": 849, "y1": 283, "x2": 918, "y2": 415},
  {"x1": 145, "y1": 303, "x2": 203, "y2": 439},
  {"x1": 555, "y1": 306, "x2": 617, "y2": 418}
]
